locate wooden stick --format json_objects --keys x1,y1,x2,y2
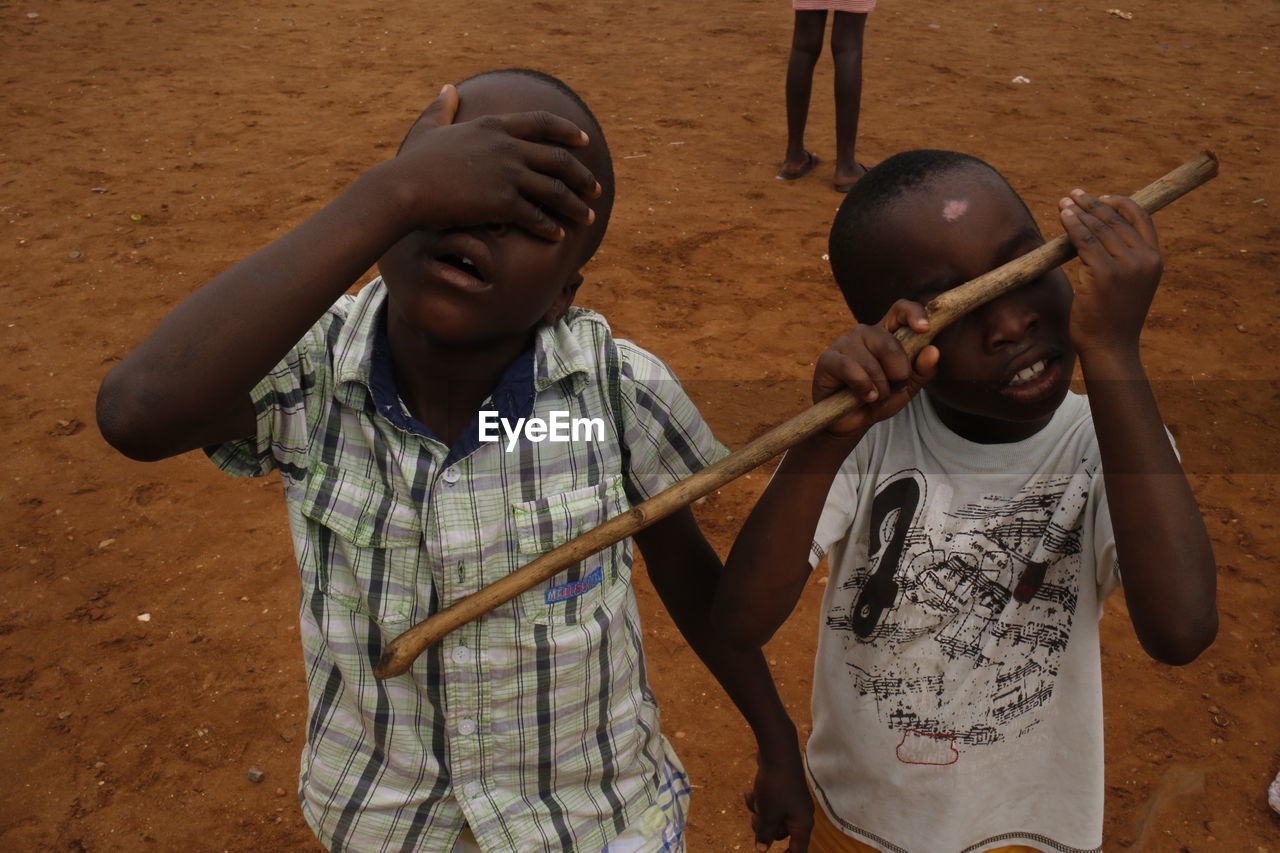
[{"x1": 374, "y1": 150, "x2": 1218, "y2": 679}]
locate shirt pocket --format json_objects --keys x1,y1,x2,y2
[
  {"x1": 510, "y1": 473, "x2": 629, "y2": 626},
  {"x1": 299, "y1": 464, "x2": 423, "y2": 626}
]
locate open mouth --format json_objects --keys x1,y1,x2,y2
[
  {"x1": 424, "y1": 236, "x2": 493, "y2": 292},
  {"x1": 1007, "y1": 359, "x2": 1047, "y2": 388},
  {"x1": 424, "y1": 229, "x2": 494, "y2": 292},
  {"x1": 1000, "y1": 354, "x2": 1063, "y2": 403},
  {"x1": 436, "y1": 253, "x2": 481, "y2": 278}
]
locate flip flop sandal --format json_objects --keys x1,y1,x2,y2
[
  {"x1": 834, "y1": 161, "x2": 872, "y2": 193},
  {"x1": 776, "y1": 151, "x2": 820, "y2": 181}
]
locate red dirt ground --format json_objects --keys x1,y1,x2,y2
[{"x1": 2, "y1": 0, "x2": 1277, "y2": 850}]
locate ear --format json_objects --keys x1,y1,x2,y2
[{"x1": 541, "y1": 273, "x2": 583, "y2": 327}]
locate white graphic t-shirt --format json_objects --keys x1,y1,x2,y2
[{"x1": 807, "y1": 392, "x2": 1122, "y2": 853}]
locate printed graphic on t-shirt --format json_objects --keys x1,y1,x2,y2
[{"x1": 827, "y1": 466, "x2": 1093, "y2": 760}]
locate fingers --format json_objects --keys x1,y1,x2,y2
[
  {"x1": 745, "y1": 791, "x2": 772, "y2": 852},
  {"x1": 816, "y1": 319, "x2": 923, "y2": 404},
  {"x1": 492, "y1": 117, "x2": 602, "y2": 236},
  {"x1": 746, "y1": 788, "x2": 791, "y2": 851},
  {"x1": 813, "y1": 323, "x2": 937, "y2": 436},
  {"x1": 815, "y1": 346, "x2": 887, "y2": 405},
  {"x1": 1106, "y1": 194, "x2": 1160, "y2": 250},
  {"x1": 416, "y1": 84, "x2": 459, "y2": 131},
  {"x1": 517, "y1": 174, "x2": 593, "y2": 232},
  {"x1": 1060, "y1": 189, "x2": 1163, "y2": 290},
  {"x1": 880, "y1": 299, "x2": 931, "y2": 336},
  {"x1": 753, "y1": 817, "x2": 782, "y2": 852},
  {"x1": 785, "y1": 815, "x2": 813, "y2": 853},
  {"x1": 506, "y1": 193, "x2": 565, "y2": 242},
  {"x1": 752, "y1": 810, "x2": 812, "y2": 853},
  {"x1": 1059, "y1": 189, "x2": 1146, "y2": 255},
  {"x1": 517, "y1": 149, "x2": 600, "y2": 227},
  {"x1": 500, "y1": 109, "x2": 591, "y2": 148},
  {"x1": 884, "y1": 301, "x2": 937, "y2": 392},
  {"x1": 522, "y1": 139, "x2": 602, "y2": 200}
]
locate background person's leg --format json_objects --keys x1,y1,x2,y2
[
  {"x1": 780, "y1": 10, "x2": 828, "y2": 178},
  {"x1": 831, "y1": 10, "x2": 868, "y2": 190}
]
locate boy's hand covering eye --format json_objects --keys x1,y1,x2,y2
[
  {"x1": 813, "y1": 299, "x2": 940, "y2": 436},
  {"x1": 389, "y1": 83, "x2": 602, "y2": 241}
]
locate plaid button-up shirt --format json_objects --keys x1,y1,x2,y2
[{"x1": 208, "y1": 278, "x2": 726, "y2": 853}]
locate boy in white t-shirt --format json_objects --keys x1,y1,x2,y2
[{"x1": 716, "y1": 150, "x2": 1218, "y2": 853}]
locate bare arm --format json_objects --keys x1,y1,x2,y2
[
  {"x1": 1060, "y1": 190, "x2": 1217, "y2": 665},
  {"x1": 97, "y1": 85, "x2": 599, "y2": 461},
  {"x1": 714, "y1": 432, "x2": 860, "y2": 651},
  {"x1": 706, "y1": 305, "x2": 937, "y2": 851},
  {"x1": 97, "y1": 164, "x2": 416, "y2": 459},
  {"x1": 716, "y1": 303, "x2": 938, "y2": 650},
  {"x1": 637, "y1": 507, "x2": 813, "y2": 853}
]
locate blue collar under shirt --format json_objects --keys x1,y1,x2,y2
[{"x1": 367, "y1": 319, "x2": 537, "y2": 467}]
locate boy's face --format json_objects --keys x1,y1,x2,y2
[
  {"x1": 865, "y1": 169, "x2": 1076, "y2": 441},
  {"x1": 378, "y1": 75, "x2": 604, "y2": 348}
]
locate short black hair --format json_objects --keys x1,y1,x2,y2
[
  {"x1": 828, "y1": 150, "x2": 1032, "y2": 320},
  {"x1": 401, "y1": 68, "x2": 615, "y2": 263}
]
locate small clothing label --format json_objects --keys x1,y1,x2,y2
[{"x1": 546, "y1": 567, "x2": 604, "y2": 604}]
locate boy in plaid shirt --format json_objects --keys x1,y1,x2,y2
[{"x1": 98, "y1": 69, "x2": 806, "y2": 853}]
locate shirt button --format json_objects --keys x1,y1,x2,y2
[
  {"x1": 463, "y1": 780, "x2": 482, "y2": 798},
  {"x1": 458, "y1": 718, "x2": 477, "y2": 736},
  {"x1": 442, "y1": 466, "x2": 461, "y2": 484},
  {"x1": 451, "y1": 646, "x2": 470, "y2": 664}
]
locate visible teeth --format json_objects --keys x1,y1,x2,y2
[{"x1": 1009, "y1": 360, "x2": 1046, "y2": 387}]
